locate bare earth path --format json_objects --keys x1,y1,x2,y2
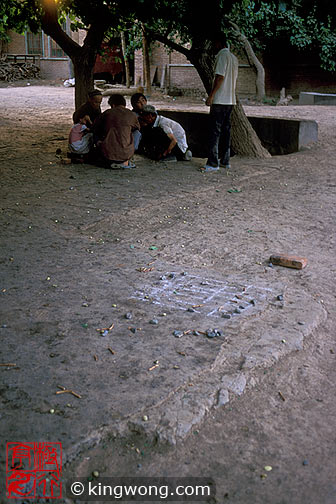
[{"x1": 0, "y1": 83, "x2": 335, "y2": 504}]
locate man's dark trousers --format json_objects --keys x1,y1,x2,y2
[{"x1": 207, "y1": 104, "x2": 233, "y2": 167}]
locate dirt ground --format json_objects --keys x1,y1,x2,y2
[{"x1": 0, "y1": 81, "x2": 336, "y2": 504}]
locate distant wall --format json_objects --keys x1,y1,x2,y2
[
  {"x1": 4, "y1": 28, "x2": 87, "y2": 81},
  {"x1": 5, "y1": 31, "x2": 25, "y2": 53},
  {"x1": 135, "y1": 42, "x2": 336, "y2": 98},
  {"x1": 262, "y1": 48, "x2": 336, "y2": 97},
  {"x1": 265, "y1": 62, "x2": 336, "y2": 96},
  {"x1": 39, "y1": 59, "x2": 70, "y2": 80},
  {"x1": 135, "y1": 42, "x2": 257, "y2": 97}
]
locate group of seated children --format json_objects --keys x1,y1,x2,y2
[{"x1": 68, "y1": 90, "x2": 192, "y2": 168}]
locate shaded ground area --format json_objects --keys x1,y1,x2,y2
[{"x1": 0, "y1": 84, "x2": 336, "y2": 503}]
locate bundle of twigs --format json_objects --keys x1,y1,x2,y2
[{"x1": 0, "y1": 58, "x2": 40, "y2": 82}]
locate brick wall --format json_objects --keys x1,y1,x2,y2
[
  {"x1": 265, "y1": 62, "x2": 336, "y2": 97},
  {"x1": 4, "y1": 28, "x2": 86, "y2": 81},
  {"x1": 134, "y1": 42, "x2": 256, "y2": 97},
  {"x1": 6, "y1": 32, "x2": 26, "y2": 53},
  {"x1": 40, "y1": 59, "x2": 70, "y2": 80},
  {"x1": 136, "y1": 41, "x2": 336, "y2": 98},
  {"x1": 237, "y1": 66, "x2": 256, "y2": 96}
]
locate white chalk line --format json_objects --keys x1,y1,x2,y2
[{"x1": 131, "y1": 273, "x2": 274, "y2": 317}]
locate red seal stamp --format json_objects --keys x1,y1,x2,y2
[{"x1": 6, "y1": 442, "x2": 62, "y2": 499}]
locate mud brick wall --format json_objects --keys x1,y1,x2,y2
[
  {"x1": 264, "y1": 56, "x2": 336, "y2": 97},
  {"x1": 39, "y1": 60, "x2": 70, "y2": 80},
  {"x1": 5, "y1": 29, "x2": 85, "y2": 81},
  {"x1": 135, "y1": 42, "x2": 256, "y2": 97},
  {"x1": 5, "y1": 32, "x2": 26, "y2": 53}
]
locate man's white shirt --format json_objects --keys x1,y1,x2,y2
[
  {"x1": 154, "y1": 115, "x2": 188, "y2": 153},
  {"x1": 212, "y1": 48, "x2": 238, "y2": 105}
]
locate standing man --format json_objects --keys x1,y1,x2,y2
[{"x1": 203, "y1": 33, "x2": 238, "y2": 173}]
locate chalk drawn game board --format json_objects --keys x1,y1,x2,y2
[{"x1": 132, "y1": 271, "x2": 274, "y2": 320}]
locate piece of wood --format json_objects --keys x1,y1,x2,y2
[
  {"x1": 270, "y1": 254, "x2": 308, "y2": 270},
  {"x1": 120, "y1": 31, "x2": 130, "y2": 88}
]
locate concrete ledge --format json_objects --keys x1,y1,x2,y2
[
  {"x1": 299, "y1": 92, "x2": 336, "y2": 105},
  {"x1": 247, "y1": 116, "x2": 318, "y2": 155},
  {"x1": 158, "y1": 110, "x2": 318, "y2": 156}
]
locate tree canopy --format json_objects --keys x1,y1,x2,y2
[
  {"x1": 229, "y1": 0, "x2": 336, "y2": 71},
  {"x1": 117, "y1": 0, "x2": 336, "y2": 73},
  {"x1": 2, "y1": 0, "x2": 335, "y2": 74}
]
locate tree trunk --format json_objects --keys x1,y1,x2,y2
[
  {"x1": 227, "y1": 19, "x2": 266, "y2": 101},
  {"x1": 120, "y1": 31, "x2": 131, "y2": 88},
  {"x1": 38, "y1": 0, "x2": 110, "y2": 109},
  {"x1": 142, "y1": 26, "x2": 151, "y2": 96},
  {"x1": 231, "y1": 101, "x2": 270, "y2": 157},
  {"x1": 189, "y1": 44, "x2": 270, "y2": 159},
  {"x1": 72, "y1": 53, "x2": 95, "y2": 108}
]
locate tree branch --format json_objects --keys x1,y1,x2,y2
[
  {"x1": 37, "y1": 0, "x2": 81, "y2": 57},
  {"x1": 147, "y1": 31, "x2": 191, "y2": 58},
  {"x1": 226, "y1": 17, "x2": 266, "y2": 100}
]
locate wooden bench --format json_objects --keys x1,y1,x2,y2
[{"x1": 6, "y1": 54, "x2": 40, "y2": 66}]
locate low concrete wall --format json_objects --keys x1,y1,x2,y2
[
  {"x1": 299, "y1": 92, "x2": 336, "y2": 105},
  {"x1": 157, "y1": 110, "x2": 318, "y2": 157},
  {"x1": 247, "y1": 116, "x2": 318, "y2": 155}
]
